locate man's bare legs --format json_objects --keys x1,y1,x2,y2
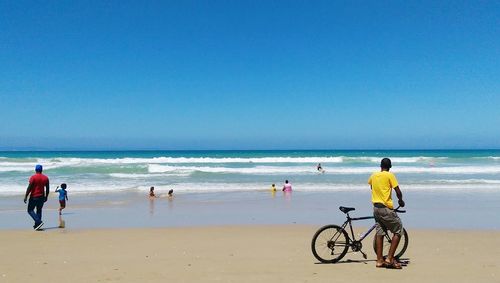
[
  {"x1": 386, "y1": 234, "x2": 400, "y2": 264},
  {"x1": 375, "y1": 235, "x2": 385, "y2": 266},
  {"x1": 375, "y1": 234, "x2": 401, "y2": 268}
]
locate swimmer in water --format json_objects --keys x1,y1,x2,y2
[
  {"x1": 317, "y1": 163, "x2": 326, "y2": 174},
  {"x1": 149, "y1": 186, "x2": 156, "y2": 198},
  {"x1": 270, "y1": 184, "x2": 277, "y2": 192},
  {"x1": 282, "y1": 180, "x2": 292, "y2": 192}
]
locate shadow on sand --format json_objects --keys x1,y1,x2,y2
[
  {"x1": 314, "y1": 258, "x2": 411, "y2": 266},
  {"x1": 37, "y1": 226, "x2": 62, "y2": 231},
  {"x1": 37, "y1": 215, "x2": 67, "y2": 231}
]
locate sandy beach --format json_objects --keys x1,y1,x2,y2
[
  {"x1": 1, "y1": 225, "x2": 499, "y2": 283},
  {"x1": 3, "y1": 0, "x2": 500, "y2": 280}
]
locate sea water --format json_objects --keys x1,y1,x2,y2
[
  {"x1": 2, "y1": 150, "x2": 500, "y2": 195},
  {"x1": 1, "y1": 150, "x2": 500, "y2": 229}
]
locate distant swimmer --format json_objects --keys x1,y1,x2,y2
[
  {"x1": 149, "y1": 186, "x2": 156, "y2": 198},
  {"x1": 270, "y1": 184, "x2": 277, "y2": 192},
  {"x1": 317, "y1": 163, "x2": 325, "y2": 173},
  {"x1": 282, "y1": 180, "x2": 292, "y2": 192}
]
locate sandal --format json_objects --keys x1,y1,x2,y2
[
  {"x1": 385, "y1": 260, "x2": 402, "y2": 269},
  {"x1": 376, "y1": 261, "x2": 389, "y2": 268}
]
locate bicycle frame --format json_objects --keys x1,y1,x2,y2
[
  {"x1": 339, "y1": 213, "x2": 377, "y2": 243},
  {"x1": 311, "y1": 205, "x2": 408, "y2": 263}
]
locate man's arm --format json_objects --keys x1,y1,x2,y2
[
  {"x1": 44, "y1": 180, "x2": 50, "y2": 202},
  {"x1": 393, "y1": 186, "x2": 405, "y2": 207},
  {"x1": 24, "y1": 183, "x2": 33, "y2": 203}
]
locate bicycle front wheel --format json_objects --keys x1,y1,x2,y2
[
  {"x1": 311, "y1": 225, "x2": 349, "y2": 263},
  {"x1": 372, "y1": 227, "x2": 409, "y2": 259}
]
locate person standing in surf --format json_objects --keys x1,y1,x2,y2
[
  {"x1": 317, "y1": 163, "x2": 325, "y2": 173},
  {"x1": 282, "y1": 180, "x2": 292, "y2": 192},
  {"x1": 317, "y1": 163, "x2": 323, "y2": 171},
  {"x1": 149, "y1": 186, "x2": 156, "y2": 198},
  {"x1": 24, "y1": 164, "x2": 50, "y2": 230}
]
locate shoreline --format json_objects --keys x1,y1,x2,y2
[
  {"x1": 2, "y1": 190, "x2": 500, "y2": 231},
  {"x1": 1, "y1": 225, "x2": 499, "y2": 283}
]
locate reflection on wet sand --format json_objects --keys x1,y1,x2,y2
[
  {"x1": 58, "y1": 214, "x2": 66, "y2": 228},
  {"x1": 149, "y1": 197, "x2": 155, "y2": 216},
  {"x1": 283, "y1": 191, "x2": 292, "y2": 201}
]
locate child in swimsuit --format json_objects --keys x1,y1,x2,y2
[
  {"x1": 55, "y1": 183, "x2": 68, "y2": 215},
  {"x1": 270, "y1": 184, "x2": 277, "y2": 192}
]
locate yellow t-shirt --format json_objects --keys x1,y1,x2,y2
[{"x1": 368, "y1": 171, "x2": 399, "y2": 209}]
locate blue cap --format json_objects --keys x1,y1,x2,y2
[{"x1": 35, "y1": 164, "x2": 43, "y2": 172}]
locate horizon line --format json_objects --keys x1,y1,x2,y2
[{"x1": 1, "y1": 148, "x2": 499, "y2": 152}]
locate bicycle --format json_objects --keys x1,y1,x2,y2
[{"x1": 311, "y1": 206, "x2": 409, "y2": 263}]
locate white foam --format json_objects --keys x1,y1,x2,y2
[
  {"x1": 147, "y1": 164, "x2": 319, "y2": 174},
  {"x1": 44, "y1": 156, "x2": 346, "y2": 165},
  {"x1": 0, "y1": 182, "x2": 136, "y2": 196},
  {"x1": 0, "y1": 164, "x2": 34, "y2": 172},
  {"x1": 109, "y1": 172, "x2": 190, "y2": 178},
  {"x1": 127, "y1": 182, "x2": 500, "y2": 193},
  {"x1": 345, "y1": 156, "x2": 447, "y2": 163},
  {"x1": 477, "y1": 156, "x2": 500, "y2": 160},
  {"x1": 431, "y1": 179, "x2": 500, "y2": 184},
  {"x1": 1, "y1": 178, "x2": 500, "y2": 196},
  {"x1": 146, "y1": 164, "x2": 500, "y2": 175},
  {"x1": 0, "y1": 155, "x2": 456, "y2": 173},
  {"x1": 0, "y1": 156, "x2": 341, "y2": 172},
  {"x1": 394, "y1": 166, "x2": 500, "y2": 174},
  {"x1": 0, "y1": 159, "x2": 80, "y2": 172}
]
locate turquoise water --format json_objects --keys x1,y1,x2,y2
[
  {"x1": 2, "y1": 150, "x2": 500, "y2": 230},
  {"x1": 1, "y1": 150, "x2": 500, "y2": 196}
]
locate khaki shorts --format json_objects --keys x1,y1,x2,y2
[{"x1": 373, "y1": 206, "x2": 403, "y2": 236}]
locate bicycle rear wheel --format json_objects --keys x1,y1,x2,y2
[
  {"x1": 311, "y1": 225, "x2": 349, "y2": 263},
  {"x1": 372, "y1": 227, "x2": 409, "y2": 259}
]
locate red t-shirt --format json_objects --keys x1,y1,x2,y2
[{"x1": 29, "y1": 173, "x2": 49, "y2": 198}]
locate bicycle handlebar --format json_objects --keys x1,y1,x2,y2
[{"x1": 393, "y1": 206, "x2": 406, "y2": 213}]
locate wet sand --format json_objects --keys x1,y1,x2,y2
[{"x1": 2, "y1": 190, "x2": 500, "y2": 230}]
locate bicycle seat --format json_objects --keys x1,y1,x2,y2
[{"x1": 339, "y1": 206, "x2": 355, "y2": 214}]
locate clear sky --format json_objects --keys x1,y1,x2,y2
[{"x1": 1, "y1": 1, "x2": 499, "y2": 150}]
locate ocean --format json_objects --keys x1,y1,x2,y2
[
  {"x1": 2, "y1": 150, "x2": 500, "y2": 230},
  {"x1": 1, "y1": 150, "x2": 500, "y2": 195}
]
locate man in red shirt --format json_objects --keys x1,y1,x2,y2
[{"x1": 24, "y1": 164, "x2": 50, "y2": 230}]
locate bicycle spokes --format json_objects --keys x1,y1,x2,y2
[{"x1": 311, "y1": 225, "x2": 349, "y2": 263}]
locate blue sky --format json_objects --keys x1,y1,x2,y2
[{"x1": 1, "y1": 1, "x2": 499, "y2": 150}]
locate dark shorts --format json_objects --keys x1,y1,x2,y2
[
  {"x1": 373, "y1": 206, "x2": 403, "y2": 236},
  {"x1": 59, "y1": 200, "x2": 66, "y2": 208}
]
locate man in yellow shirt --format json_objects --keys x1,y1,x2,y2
[{"x1": 368, "y1": 158, "x2": 405, "y2": 269}]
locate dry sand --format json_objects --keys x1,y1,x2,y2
[{"x1": 1, "y1": 225, "x2": 499, "y2": 283}]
